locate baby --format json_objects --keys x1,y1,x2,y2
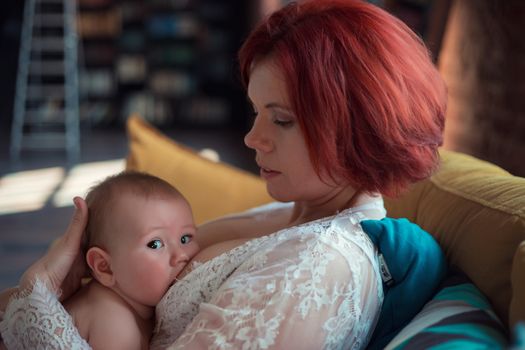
[{"x1": 64, "y1": 171, "x2": 200, "y2": 349}]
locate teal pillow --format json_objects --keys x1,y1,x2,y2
[
  {"x1": 513, "y1": 323, "x2": 525, "y2": 349},
  {"x1": 385, "y1": 271, "x2": 509, "y2": 349},
  {"x1": 361, "y1": 218, "x2": 447, "y2": 350}
]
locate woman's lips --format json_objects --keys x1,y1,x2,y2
[{"x1": 260, "y1": 167, "x2": 281, "y2": 180}]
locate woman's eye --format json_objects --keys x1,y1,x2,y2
[
  {"x1": 273, "y1": 119, "x2": 293, "y2": 127},
  {"x1": 147, "y1": 239, "x2": 164, "y2": 249},
  {"x1": 180, "y1": 234, "x2": 193, "y2": 244}
]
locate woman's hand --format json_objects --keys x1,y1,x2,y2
[{"x1": 18, "y1": 197, "x2": 88, "y2": 300}]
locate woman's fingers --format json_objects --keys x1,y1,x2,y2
[
  {"x1": 52, "y1": 197, "x2": 89, "y2": 299},
  {"x1": 63, "y1": 197, "x2": 88, "y2": 248},
  {"x1": 19, "y1": 197, "x2": 89, "y2": 298}
]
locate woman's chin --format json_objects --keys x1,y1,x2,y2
[{"x1": 266, "y1": 186, "x2": 294, "y2": 203}]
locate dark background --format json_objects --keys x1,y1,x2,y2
[{"x1": 1, "y1": 0, "x2": 524, "y2": 290}]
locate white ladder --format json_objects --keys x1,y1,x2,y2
[{"x1": 10, "y1": 0, "x2": 80, "y2": 163}]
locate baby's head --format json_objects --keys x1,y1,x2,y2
[{"x1": 83, "y1": 171, "x2": 199, "y2": 308}]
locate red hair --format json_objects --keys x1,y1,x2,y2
[{"x1": 239, "y1": 0, "x2": 447, "y2": 197}]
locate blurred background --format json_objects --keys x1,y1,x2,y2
[{"x1": 0, "y1": 0, "x2": 523, "y2": 290}]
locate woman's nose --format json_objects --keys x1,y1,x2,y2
[{"x1": 244, "y1": 117, "x2": 273, "y2": 153}]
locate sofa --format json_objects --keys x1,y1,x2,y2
[{"x1": 126, "y1": 115, "x2": 525, "y2": 348}]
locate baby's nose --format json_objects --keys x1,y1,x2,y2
[{"x1": 170, "y1": 248, "x2": 188, "y2": 266}]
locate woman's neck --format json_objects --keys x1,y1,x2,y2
[{"x1": 289, "y1": 186, "x2": 381, "y2": 226}]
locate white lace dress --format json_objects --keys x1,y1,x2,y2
[{"x1": 1, "y1": 201, "x2": 385, "y2": 350}]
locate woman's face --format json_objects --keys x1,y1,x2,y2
[{"x1": 244, "y1": 58, "x2": 344, "y2": 203}]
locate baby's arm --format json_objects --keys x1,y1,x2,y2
[{"x1": 88, "y1": 305, "x2": 146, "y2": 350}]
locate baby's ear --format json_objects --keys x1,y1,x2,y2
[{"x1": 86, "y1": 247, "x2": 114, "y2": 287}]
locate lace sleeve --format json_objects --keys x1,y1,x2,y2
[
  {"x1": 0, "y1": 279, "x2": 90, "y2": 350},
  {"x1": 167, "y1": 214, "x2": 384, "y2": 350}
]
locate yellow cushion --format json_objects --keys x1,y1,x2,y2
[
  {"x1": 125, "y1": 115, "x2": 272, "y2": 225},
  {"x1": 385, "y1": 150, "x2": 525, "y2": 326}
]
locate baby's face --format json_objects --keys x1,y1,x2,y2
[{"x1": 107, "y1": 193, "x2": 199, "y2": 307}]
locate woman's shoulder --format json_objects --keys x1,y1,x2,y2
[
  {"x1": 275, "y1": 198, "x2": 385, "y2": 257},
  {"x1": 292, "y1": 197, "x2": 386, "y2": 233},
  {"x1": 340, "y1": 196, "x2": 386, "y2": 221}
]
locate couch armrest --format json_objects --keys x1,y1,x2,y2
[{"x1": 385, "y1": 149, "x2": 525, "y2": 327}]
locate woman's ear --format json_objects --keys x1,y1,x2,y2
[{"x1": 86, "y1": 247, "x2": 114, "y2": 287}]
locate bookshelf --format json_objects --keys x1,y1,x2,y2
[
  {"x1": 77, "y1": 0, "x2": 118, "y2": 126},
  {"x1": 78, "y1": 0, "x2": 252, "y2": 128}
]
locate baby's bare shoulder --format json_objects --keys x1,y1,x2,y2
[
  {"x1": 85, "y1": 283, "x2": 146, "y2": 349},
  {"x1": 65, "y1": 281, "x2": 144, "y2": 349},
  {"x1": 89, "y1": 311, "x2": 144, "y2": 350}
]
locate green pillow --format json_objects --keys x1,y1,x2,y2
[{"x1": 361, "y1": 218, "x2": 447, "y2": 349}]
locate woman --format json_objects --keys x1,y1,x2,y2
[{"x1": 0, "y1": 0, "x2": 446, "y2": 349}]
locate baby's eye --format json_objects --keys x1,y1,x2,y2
[
  {"x1": 147, "y1": 239, "x2": 164, "y2": 249},
  {"x1": 180, "y1": 234, "x2": 193, "y2": 245}
]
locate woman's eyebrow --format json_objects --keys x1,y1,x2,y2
[
  {"x1": 265, "y1": 103, "x2": 294, "y2": 114},
  {"x1": 246, "y1": 96, "x2": 293, "y2": 114}
]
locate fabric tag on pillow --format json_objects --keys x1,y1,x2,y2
[{"x1": 378, "y1": 253, "x2": 394, "y2": 287}]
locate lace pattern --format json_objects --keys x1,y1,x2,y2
[
  {"x1": 155, "y1": 202, "x2": 385, "y2": 350},
  {"x1": 0, "y1": 279, "x2": 90, "y2": 350},
  {"x1": 151, "y1": 236, "x2": 275, "y2": 349},
  {"x1": 0, "y1": 201, "x2": 385, "y2": 350}
]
